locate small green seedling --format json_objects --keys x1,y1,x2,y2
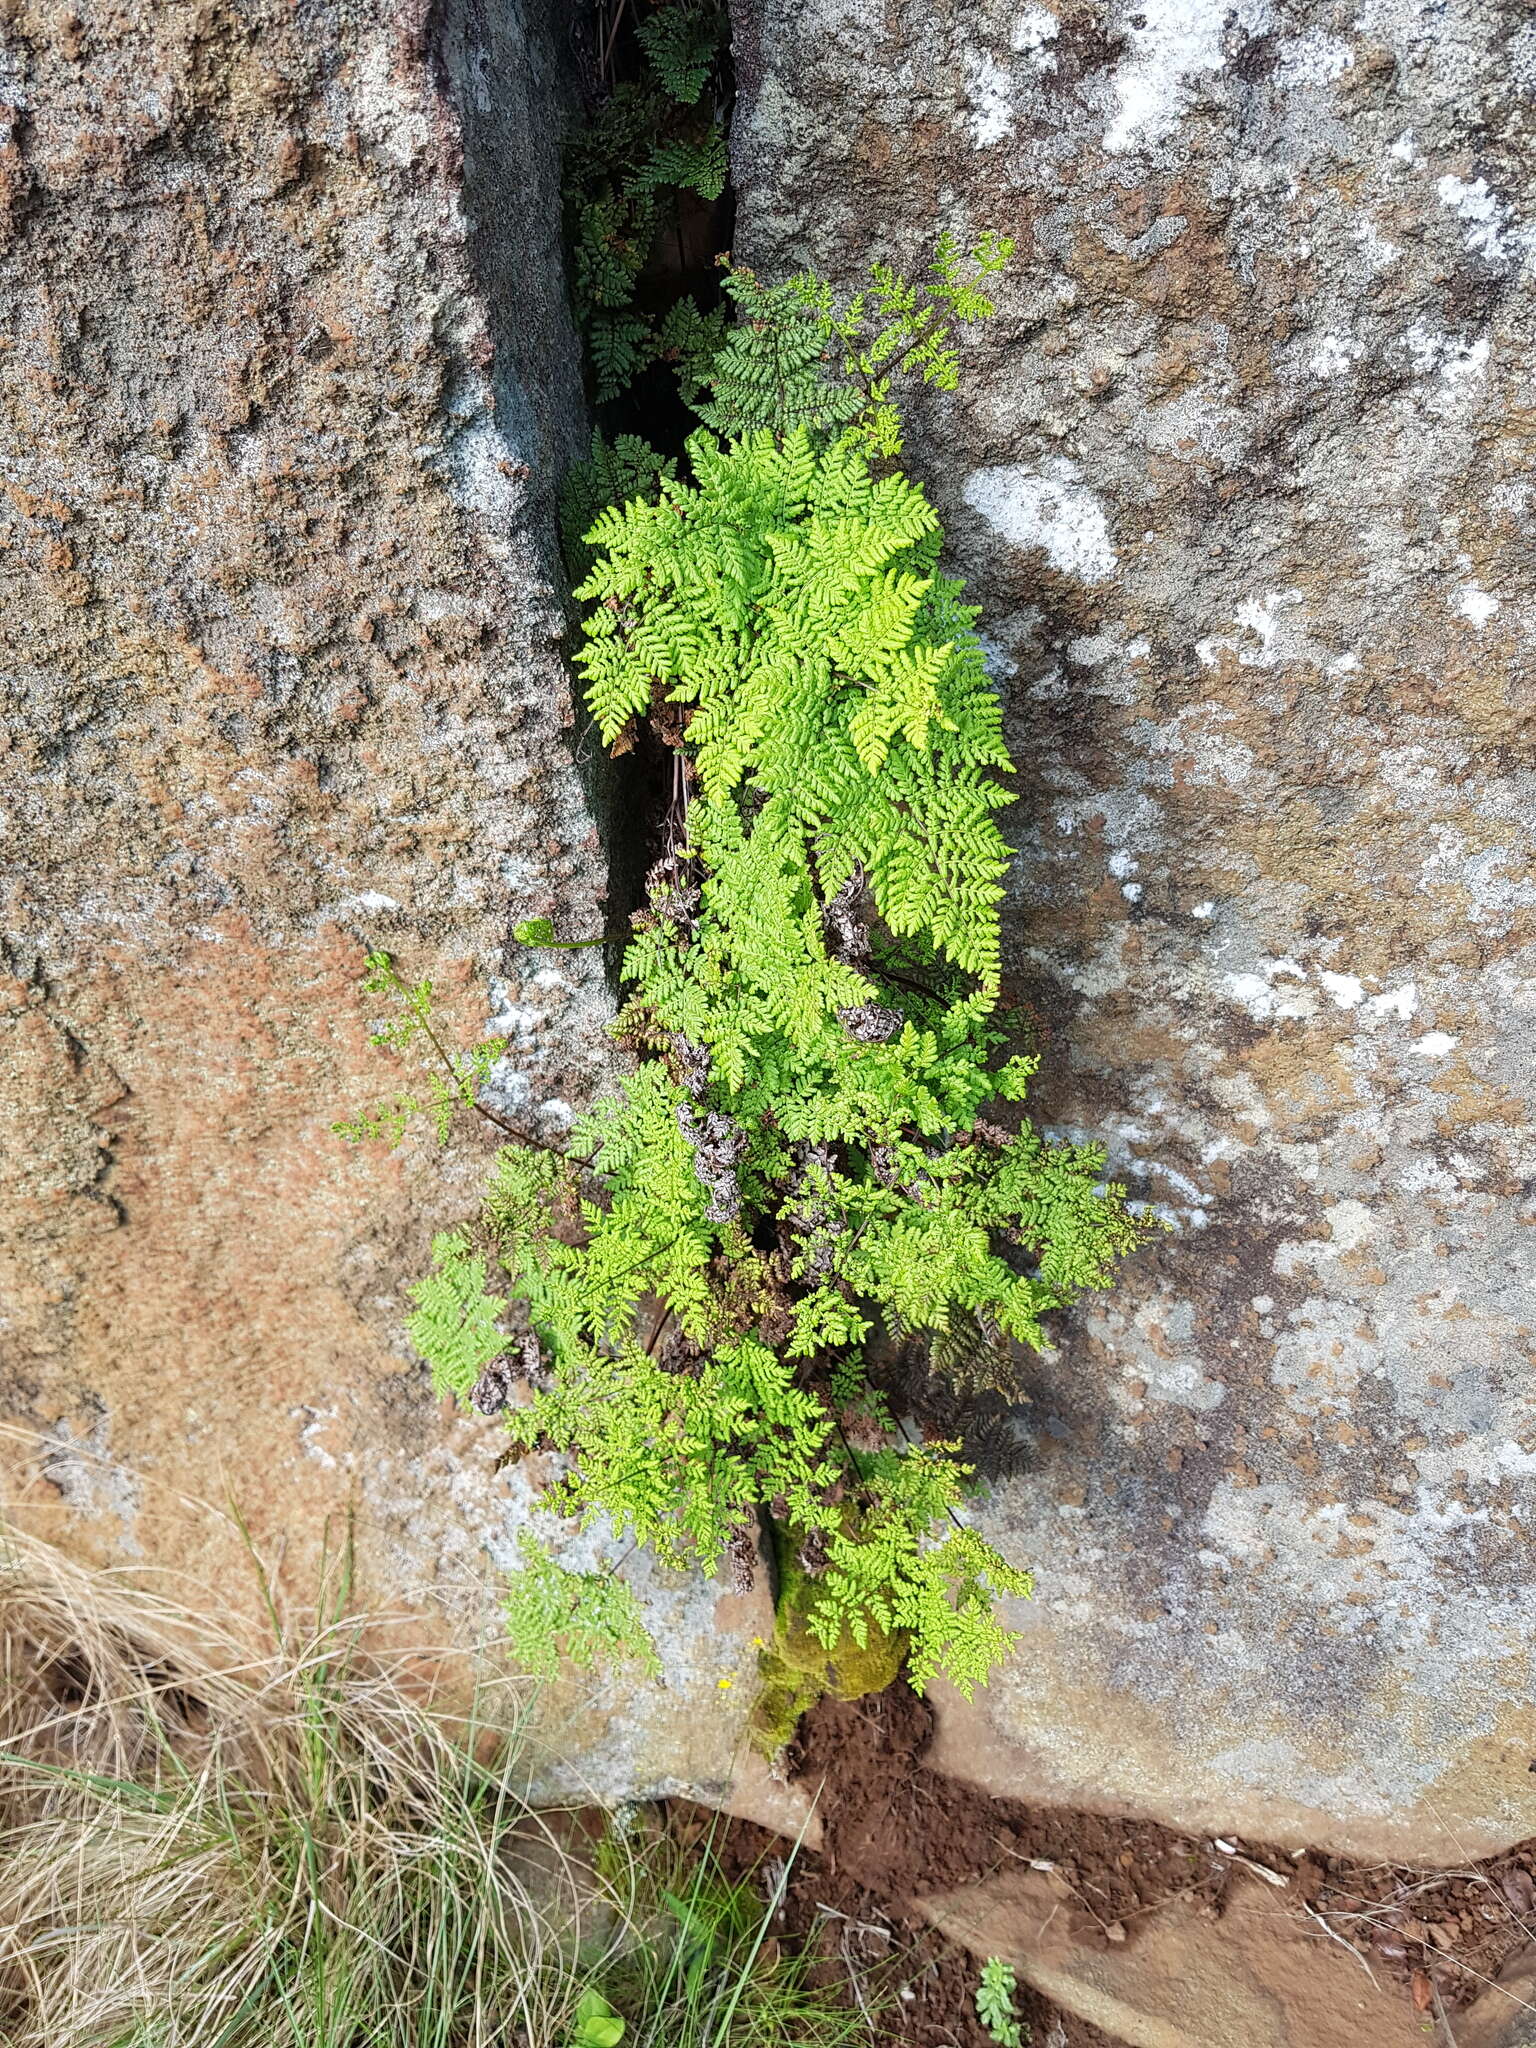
[
  {"x1": 976, "y1": 1956, "x2": 1026, "y2": 2047},
  {"x1": 570, "y1": 1985, "x2": 626, "y2": 2048}
]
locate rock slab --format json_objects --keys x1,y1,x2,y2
[
  {"x1": 734, "y1": 0, "x2": 1536, "y2": 1856},
  {"x1": 0, "y1": 0, "x2": 771, "y2": 1809},
  {"x1": 921, "y1": 1867, "x2": 1431, "y2": 2048}
]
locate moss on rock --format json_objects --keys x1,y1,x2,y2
[{"x1": 749, "y1": 1532, "x2": 907, "y2": 1756}]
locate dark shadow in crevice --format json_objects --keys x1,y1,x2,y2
[
  {"x1": 431, "y1": 0, "x2": 732, "y2": 992},
  {"x1": 559, "y1": 1, "x2": 737, "y2": 970},
  {"x1": 429, "y1": 0, "x2": 589, "y2": 525},
  {"x1": 425, "y1": 0, "x2": 635, "y2": 992}
]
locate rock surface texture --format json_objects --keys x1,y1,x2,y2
[
  {"x1": 734, "y1": 0, "x2": 1536, "y2": 1856},
  {"x1": 922, "y1": 1866, "x2": 1430, "y2": 2048},
  {"x1": 0, "y1": 0, "x2": 770, "y2": 1807}
]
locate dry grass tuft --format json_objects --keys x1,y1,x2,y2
[
  {"x1": 0, "y1": 1520, "x2": 872, "y2": 2048},
  {"x1": 0, "y1": 1520, "x2": 624, "y2": 2048}
]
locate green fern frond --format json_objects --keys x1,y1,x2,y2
[
  {"x1": 559, "y1": 428, "x2": 676, "y2": 586},
  {"x1": 407, "y1": 1231, "x2": 508, "y2": 1401},
  {"x1": 630, "y1": 129, "x2": 727, "y2": 202},
  {"x1": 637, "y1": 0, "x2": 723, "y2": 104},
  {"x1": 561, "y1": 2, "x2": 728, "y2": 406},
  {"x1": 366, "y1": 235, "x2": 1147, "y2": 1720},
  {"x1": 654, "y1": 297, "x2": 730, "y2": 403},
  {"x1": 502, "y1": 1533, "x2": 661, "y2": 1681}
]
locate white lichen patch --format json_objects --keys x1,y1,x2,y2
[
  {"x1": 1201, "y1": 1480, "x2": 1474, "y2": 1629},
  {"x1": 1145, "y1": 705, "x2": 1256, "y2": 789},
  {"x1": 1403, "y1": 322, "x2": 1493, "y2": 412},
  {"x1": 977, "y1": 632, "x2": 1019, "y2": 680},
  {"x1": 1455, "y1": 584, "x2": 1500, "y2": 629},
  {"x1": 341, "y1": 36, "x2": 433, "y2": 169},
  {"x1": 1389, "y1": 127, "x2": 1422, "y2": 166},
  {"x1": 1436, "y1": 173, "x2": 1512, "y2": 261},
  {"x1": 293, "y1": 1404, "x2": 345, "y2": 1471},
  {"x1": 1280, "y1": 28, "x2": 1355, "y2": 83},
  {"x1": 331, "y1": 889, "x2": 402, "y2": 914},
  {"x1": 480, "y1": 971, "x2": 588, "y2": 1129},
  {"x1": 1065, "y1": 625, "x2": 1151, "y2": 703},
  {"x1": 1273, "y1": 1199, "x2": 1377, "y2": 1278},
  {"x1": 1223, "y1": 960, "x2": 1317, "y2": 1023},
  {"x1": 1221, "y1": 954, "x2": 1428, "y2": 1032},
  {"x1": 1196, "y1": 588, "x2": 1311, "y2": 670},
  {"x1": 1442, "y1": 334, "x2": 1491, "y2": 386},
  {"x1": 1121, "y1": 1299, "x2": 1226, "y2": 1407},
  {"x1": 439, "y1": 414, "x2": 526, "y2": 522},
  {"x1": 965, "y1": 49, "x2": 1015, "y2": 146},
  {"x1": 1103, "y1": 0, "x2": 1236, "y2": 153},
  {"x1": 1319, "y1": 971, "x2": 1365, "y2": 1009},
  {"x1": 1010, "y1": 5, "x2": 1060, "y2": 64},
  {"x1": 1310, "y1": 331, "x2": 1365, "y2": 378},
  {"x1": 1268, "y1": 1303, "x2": 1381, "y2": 1418},
  {"x1": 1073, "y1": 626, "x2": 1155, "y2": 667},
  {"x1": 1365, "y1": 982, "x2": 1417, "y2": 1020},
  {"x1": 963, "y1": 460, "x2": 1119, "y2": 582},
  {"x1": 36, "y1": 1412, "x2": 142, "y2": 1550}
]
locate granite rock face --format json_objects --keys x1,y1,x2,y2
[
  {"x1": 734, "y1": 0, "x2": 1536, "y2": 1857},
  {"x1": 0, "y1": 0, "x2": 773, "y2": 1808}
]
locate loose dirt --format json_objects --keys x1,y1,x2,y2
[{"x1": 675, "y1": 1680, "x2": 1536, "y2": 2045}]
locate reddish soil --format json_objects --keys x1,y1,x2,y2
[
  {"x1": 1305, "y1": 1850, "x2": 1536, "y2": 2015},
  {"x1": 675, "y1": 1680, "x2": 1536, "y2": 2044},
  {"x1": 676, "y1": 1795, "x2": 1115, "y2": 2048}
]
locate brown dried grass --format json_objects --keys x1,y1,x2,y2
[{"x1": 0, "y1": 1520, "x2": 621, "y2": 2048}]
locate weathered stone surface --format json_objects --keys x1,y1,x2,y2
[
  {"x1": 1459, "y1": 1951, "x2": 1536, "y2": 2048},
  {"x1": 734, "y1": 0, "x2": 1536, "y2": 1855},
  {"x1": 0, "y1": 0, "x2": 775, "y2": 1809},
  {"x1": 921, "y1": 1866, "x2": 1429, "y2": 2048}
]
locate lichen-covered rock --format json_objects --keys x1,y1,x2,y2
[
  {"x1": 0, "y1": 0, "x2": 773, "y2": 1811},
  {"x1": 734, "y1": 0, "x2": 1536, "y2": 1857}
]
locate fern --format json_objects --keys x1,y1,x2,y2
[
  {"x1": 636, "y1": 0, "x2": 721, "y2": 103},
  {"x1": 559, "y1": 429, "x2": 677, "y2": 587},
  {"x1": 406, "y1": 1231, "x2": 508, "y2": 1401},
  {"x1": 349, "y1": 243, "x2": 1148, "y2": 1710},
  {"x1": 630, "y1": 130, "x2": 727, "y2": 202},
  {"x1": 332, "y1": 953, "x2": 506, "y2": 1147},
  {"x1": 502, "y1": 1533, "x2": 662, "y2": 1682},
  {"x1": 812, "y1": 1449, "x2": 1035, "y2": 1699},
  {"x1": 655, "y1": 297, "x2": 730, "y2": 403},
  {"x1": 562, "y1": 0, "x2": 727, "y2": 408},
  {"x1": 698, "y1": 234, "x2": 1016, "y2": 456},
  {"x1": 694, "y1": 269, "x2": 862, "y2": 442}
]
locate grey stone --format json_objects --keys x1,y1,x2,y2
[
  {"x1": 0, "y1": 0, "x2": 782, "y2": 1816},
  {"x1": 733, "y1": 0, "x2": 1536, "y2": 1857}
]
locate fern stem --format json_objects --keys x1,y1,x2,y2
[
  {"x1": 389, "y1": 964, "x2": 583, "y2": 1162},
  {"x1": 598, "y1": 0, "x2": 633, "y2": 85}
]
